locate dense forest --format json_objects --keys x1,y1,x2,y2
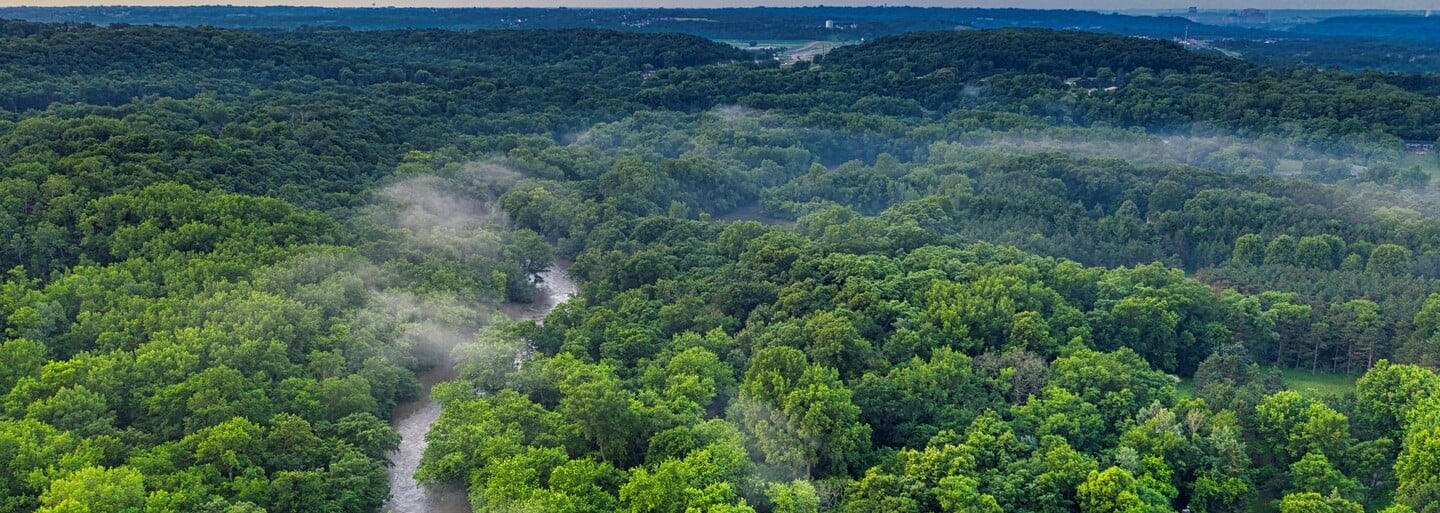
[
  {"x1": 2, "y1": 16, "x2": 1440, "y2": 513},
  {"x1": 0, "y1": 6, "x2": 1284, "y2": 40},
  {"x1": 7, "y1": 6, "x2": 1440, "y2": 75}
]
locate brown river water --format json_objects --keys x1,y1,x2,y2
[{"x1": 382, "y1": 263, "x2": 577, "y2": 513}]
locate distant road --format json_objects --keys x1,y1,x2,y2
[{"x1": 786, "y1": 40, "x2": 846, "y2": 62}]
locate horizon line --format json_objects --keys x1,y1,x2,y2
[{"x1": 0, "y1": 3, "x2": 1431, "y2": 10}]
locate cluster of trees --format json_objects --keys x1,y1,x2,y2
[
  {"x1": 0, "y1": 184, "x2": 404, "y2": 512},
  {"x1": 832, "y1": 30, "x2": 1440, "y2": 144},
  {"x1": 0, "y1": 19, "x2": 589, "y2": 512},
  {"x1": 3, "y1": 17, "x2": 1440, "y2": 513},
  {"x1": 483, "y1": 108, "x2": 1439, "y2": 374},
  {"x1": 624, "y1": 29, "x2": 1440, "y2": 151},
  {"x1": 0, "y1": 6, "x2": 1285, "y2": 42},
  {"x1": 421, "y1": 183, "x2": 1440, "y2": 510},
  {"x1": 1217, "y1": 39, "x2": 1440, "y2": 75},
  {"x1": 0, "y1": 173, "x2": 552, "y2": 512}
]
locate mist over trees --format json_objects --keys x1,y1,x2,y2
[{"x1": 1, "y1": 16, "x2": 1439, "y2": 513}]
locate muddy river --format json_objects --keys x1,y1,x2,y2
[{"x1": 382, "y1": 263, "x2": 577, "y2": 513}]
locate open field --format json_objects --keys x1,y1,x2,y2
[
  {"x1": 1275, "y1": 366, "x2": 1358, "y2": 397},
  {"x1": 719, "y1": 39, "x2": 819, "y2": 51},
  {"x1": 1398, "y1": 152, "x2": 1440, "y2": 181},
  {"x1": 1274, "y1": 158, "x2": 1304, "y2": 175},
  {"x1": 1176, "y1": 377, "x2": 1197, "y2": 398},
  {"x1": 1177, "y1": 365, "x2": 1357, "y2": 399},
  {"x1": 721, "y1": 39, "x2": 852, "y2": 62}
]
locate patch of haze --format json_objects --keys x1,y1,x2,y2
[
  {"x1": 376, "y1": 163, "x2": 531, "y2": 263},
  {"x1": 561, "y1": 128, "x2": 594, "y2": 146},
  {"x1": 564, "y1": 117, "x2": 644, "y2": 151},
  {"x1": 950, "y1": 127, "x2": 1380, "y2": 176},
  {"x1": 710, "y1": 104, "x2": 761, "y2": 122},
  {"x1": 382, "y1": 304, "x2": 476, "y2": 513},
  {"x1": 1345, "y1": 182, "x2": 1440, "y2": 220},
  {"x1": 381, "y1": 175, "x2": 494, "y2": 234},
  {"x1": 372, "y1": 166, "x2": 539, "y2": 513},
  {"x1": 370, "y1": 289, "x2": 495, "y2": 348},
  {"x1": 458, "y1": 161, "x2": 524, "y2": 190},
  {"x1": 936, "y1": 126, "x2": 1440, "y2": 234},
  {"x1": 370, "y1": 164, "x2": 556, "y2": 363},
  {"x1": 733, "y1": 395, "x2": 825, "y2": 482}
]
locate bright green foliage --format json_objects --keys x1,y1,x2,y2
[
  {"x1": 1288, "y1": 452, "x2": 1361, "y2": 499},
  {"x1": 1013, "y1": 386, "x2": 1107, "y2": 452},
  {"x1": 36, "y1": 466, "x2": 146, "y2": 513},
  {"x1": 1264, "y1": 235, "x2": 1299, "y2": 266},
  {"x1": 1395, "y1": 398, "x2": 1440, "y2": 512},
  {"x1": 1277, "y1": 491, "x2": 1364, "y2": 513},
  {"x1": 3, "y1": 17, "x2": 1439, "y2": 513},
  {"x1": 736, "y1": 346, "x2": 871, "y2": 478},
  {"x1": 840, "y1": 467, "x2": 926, "y2": 513},
  {"x1": 0, "y1": 419, "x2": 95, "y2": 512},
  {"x1": 1256, "y1": 390, "x2": 1351, "y2": 463},
  {"x1": 1077, "y1": 467, "x2": 1147, "y2": 513},
  {"x1": 1190, "y1": 472, "x2": 1252, "y2": 513},
  {"x1": 918, "y1": 273, "x2": 1070, "y2": 356},
  {"x1": 620, "y1": 420, "x2": 753, "y2": 513},
  {"x1": 1048, "y1": 347, "x2": 1176, "y2": 428},
  {"x1": 1029, "y1": 439, "x2": 1098, "y2": 512},
  {"x1": 551, "y1": 357, "x2": 642, "y2": 465},
  {"x1": 1357, "y1": 360, "x2": 1436, "y2": 434},
  {"x1": 1295, "y1": 235, "x2": 1346, "y2": 270},
  {"x1": 766, "y1": 480, "x2": 820, "y2": 513},
  {"x1": 417, "y1": 387, "x2": 570, "y2": 486},
  {"x1": 936, "y1": 475, "x2": 1003, "y2": 513}
]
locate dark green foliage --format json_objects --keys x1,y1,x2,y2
[{"x1": 1, "y1": 17, "x2": 1434, "y2": 513}]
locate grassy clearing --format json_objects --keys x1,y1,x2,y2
[
  {"x1": 1175, "y1": 365, "x2": 1357, "y2": 399},
  {"x1": 1274, "y1": 158, "x2": 1304, "y2": 175},
  {"x1": 1176, "y1": 376, "x2": 1197, "y2": 398},
  {"x1": 714, "y1": 203, "x2": 795, "y2": 227},
  {"x1": 1273, "y1": 365, "x2": 1357, "y2": 398},
  {"x1": 1397, "y1": 153, "x2": 1440, "y2": 180}
]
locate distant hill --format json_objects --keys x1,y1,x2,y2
[
  {"x1": 264, "y1": 27, "x2": 749, "y2": 70},
  {"x1": 0, "y1": 6, "x2": 1277, "y2": 41},
  {"x1": 1287, "y1": 14, "x2": 1440, "y2": 43},
  {"x1": 820, "y1": 29, "x2": 1248, "y2": 79},
  {"x1": 16, "y1": 6, "x2": 1440, "y2": 74}
]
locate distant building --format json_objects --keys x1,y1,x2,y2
[
  {"x1": 1240, "y1": 9, "x2": 1267, "y2": 23},
  {"x1": 824, "y1": 20, "x2": 834, "y2": 29},
  {"x1": 1405, "y1": 140, "x2": 1436, "y2": 154}
]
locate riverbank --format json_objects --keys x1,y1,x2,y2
[{"x1": 382, "y1": 262, "x2": 576, "y2": 513}]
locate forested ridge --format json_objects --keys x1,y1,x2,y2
[
  {"x1": 2, "y1": 18, "x2": 1440, "y2": 513},
  {"x1": 9, "y1": 6, "x2": 1440, "y2": 74}
]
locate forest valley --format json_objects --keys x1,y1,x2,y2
[{"x1": 2, "y1": 18, "x2": 1440, "y2": 513}]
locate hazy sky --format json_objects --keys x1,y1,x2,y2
[{"x1": 0, "y1": 0, "x2": 1433, "y2": 10}]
